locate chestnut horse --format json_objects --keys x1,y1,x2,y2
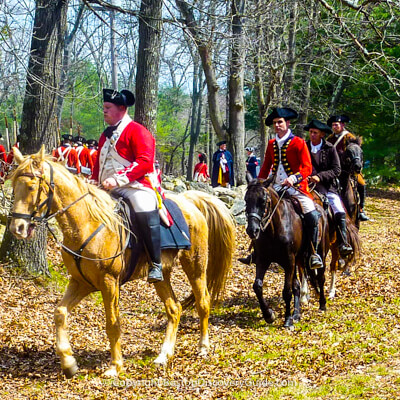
[
  {"x1": 244, "y1": 179, "x2": 329, "y2": 329},
  {"x1": 9, "y1": 147, "x2": 235, "y2": 378}
]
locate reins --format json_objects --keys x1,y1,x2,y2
[
  {"x1": 11, "y1": 162, "x2": 132, "y2": 288},
  {"x1": 259, "y1": 187, "x2": 288, "y2": 231},
  {"x1": 246, "y1": 185, "x2": 288, "y2": 232}
]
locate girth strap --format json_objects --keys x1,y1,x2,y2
[{"x1": 64, "y1": 224, "x2": 105, "y2": 288}]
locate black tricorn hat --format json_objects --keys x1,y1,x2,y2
[
  {"x1": 74, "y1": 135, "x2": 86, "y2": 144},
  {"x1": 103, "y1": 89, "x2": 135, "y2": 107},
  {"x1": 304, "y1": 119, "x2": 332, "y2": 134},
  {"x1": 327, "y1": 115, "x2": 351, "y2": 127},
  {"x1": 62, "y1": 134, "x2": 73, "y2": 141},
  {"x1": 87, "y1": 139, "x2": 97, "y2": 146},
  {"x1": 216, "y1": 140, "x2": 227, "y2": 146},
  {"x1": 265, "y1": 107, "x2": 298, "y2": 126}
]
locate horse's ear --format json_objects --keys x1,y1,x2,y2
[
  {"x1": 259, "y1": 176, "x2": 273, "y2": 187},
  {"x1": 39, "y1": 144, "x2": 46, "y2": 161},
  {"x1": 12, "y1": 147, "x2": 25, "y2": 165},
  {"x1": 31, "y1": 145, "x2": 46, "y2": 169}
]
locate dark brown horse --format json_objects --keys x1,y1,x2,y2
[
  {"x1": 340, "y1": 137, "x2": 364, "y2": 229},
  {"x1": 244, "y1": 179, "x2": 329, "y2": 329},
  {"x1": 311, "y1": 191, "x2": 361, "y2": 299}
]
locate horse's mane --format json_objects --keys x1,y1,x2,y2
[
  {"x1": 347, "y1": 136, "x2": 363, "y2": 146},
  {"x1": 12, "y1": 155, "x2": 121, "y2": 232}
]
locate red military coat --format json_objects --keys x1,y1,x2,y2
[
  {"x1": 0, "y1": 145, "x2": 7, "y2": 178},
  {"x1": 258, "y1": 133, "x2": 313, "y2": 199},
  {"x1": 92, "y1": 115, "x2": 156, "y2": 190},
  {"x1": 53, "y1": 145, "x2": 81, "y2": 173},
  {"x1": 76, "y1": 146, "x2": 94, "y2": 174}
]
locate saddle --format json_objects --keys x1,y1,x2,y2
[
  {"x1": 279, "y1": 189, "x2": 304, "y2": 217},
  {"x1": 119, "y1": 198, "x2": 191, "y2": 284}
]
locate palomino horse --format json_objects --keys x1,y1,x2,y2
[
  {"x1": 244, "y1": 179, "x2": 329, "y2": 329},
  {"x1": 9, "y1": 147, "x2": 235, "y2": 378},
  {"x1": 340, "y1": 138, "x2": 364, "y2": 229}
]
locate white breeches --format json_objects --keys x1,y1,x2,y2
[
  {"x1": 326, "y1": 192, "x2": 346, "y2": 214},
  {"x1": 273, "y1": 183, "x2": 316, "y2": 214},
  {"x1": 112, "y1": 187, "x2": 158, "y2": 212}
]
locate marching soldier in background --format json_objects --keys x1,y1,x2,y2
[
  {"x1": 326, "y1": 115, "x2": 369, "y2": 221},
  {"x1": 0, "y1": 134, "x2": 7, "y2": 180},
  {"x1": 53, "y1": 134, "x2": 80, "y2": 174},
  {"x1": 87, "y1": 139, "x2": 98, "y2": 164},
  {"x1": 74, "y1": 135, "x2": 94, "y2": 177}
]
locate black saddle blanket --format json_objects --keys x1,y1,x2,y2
[
  {"x1": 161, "y1": 198, "x2": 191, "y2": 249},
  {"x1": 121, "y1": 198, "x2": 191, "y2": 285}
]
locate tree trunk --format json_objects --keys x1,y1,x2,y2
[
  {"x1": 1, "y1": 0, "x2": 69, "y2": 276},
  {"x1": 229, "y1": 0, "x2": 247, "y2": 186},
  {"x1": 20, "y1": 0, "x2": 69, "y2": 153},
  {"x1": 134, "y1": 0, "x2": 163, "y2": 134},
  {"x1": 176, "y1": 0, "x2": 228, "y2": 141}
]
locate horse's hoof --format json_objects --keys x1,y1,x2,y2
[
  {"x1": 283, "y1": 316, "x2": 294, "y2": 330},
  {"x1": 293, "y1": 313, "x2": 301, "y2": 323},
  {"x1": 198, "y1": 346, "x2": 209, "y2": 358},
  {"x1": 263, "y1": 310, "x2": 275, "y2": 324},
  {"x1": 103, "y1": 366, "x2": 120, "y2": 378},
  {"x1": 154, "y1": 354, "x2": 168, "y2": 366},
  {"x1": 63, "y1": 363, "x2": 78, "y2": 379},
  {"x1": 328, "y1": 292, "x2": 335, "y2": 300},
  {"x1": 342, "y1": 270, "x2": 351, "y2": 277},
  {"x1": 300, "y1": 295, "x2": 309, "y2": 306},
  {"x1": 319, "y1": 305, "x2": 327, "y2": 312}
]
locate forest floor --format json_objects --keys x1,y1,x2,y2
[{"x1": 0, "y1": 188, "x2": 399, "y2": 399}]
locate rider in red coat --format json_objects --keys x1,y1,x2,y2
[
  {"x1": 257, "y1": 107, "x2": 323, "y2": 269},
  {"x1": 91, "y1": 88, "x2": 165, "y2": 283}
]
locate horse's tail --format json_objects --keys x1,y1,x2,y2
[
  {"x1": 180, "y1": 190, "x2": 236, "y2": 309},
  {"x1": 345, "y1": 213, "x2": 361, "y2": 265}
]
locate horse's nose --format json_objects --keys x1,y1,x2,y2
[
  {"x1": 10, "y1": 220, "x2": 27, "y2": 239},
  {"x1": 246, "y1": 224, "x2": 260, "y2": 240}
]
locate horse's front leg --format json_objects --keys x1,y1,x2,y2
[
  {"x1": 253, "y1": 263, "x2": 275, "y2": 324},
  {"x1": 101, "y1": 274, "x2": 123, "y2": 377},
  {"x1": 292, "y1": 268, "x2": 301, "y2": 323},
  {"x1": 54, "y1": 278, "x2": 93, "y2": 378},
  {"x1": 329, "y1": 246, "x2": 339, "y2": 300},
  {"x1": 282, "y1": 258, "x2": 296, "y2": 329},
  {"x1": 153, "y1": 268, "x2": 182, "y2": 366}
]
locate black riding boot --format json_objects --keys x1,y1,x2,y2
[
  {"x1": 334, "y1": 212, "x2": 353, "y2": 257},
  {"x1": 358, "y1": 184, "x2": 369, "y2": 221},
  {"x1": 135, "y1": 210, "x2": 163, "y2": 283},
  {"x1": 304, "y1": 210, "x2": 323, "y2": 269}
]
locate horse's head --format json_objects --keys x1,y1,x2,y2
[
  {"x1": 9, "y1": 145, "x2": 53, "y2": 240},
  {"x1": 344, "y1": 138, "x2": 363, "y2": 174},
  {"x1": 244, "y1": 178, "x2": 272, "y2": 239}
]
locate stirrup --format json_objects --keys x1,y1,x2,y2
[
  {"x1": 309, "y1": 254, "x2": 323, "y2": 270},
  {"x1": 148, "y1": 262, "x2": 163, "y2": 283},
  {"x1": 339, "y1": 243, "x2": 353, "y2": 257},
  {"x1": 359, "y1": 211, "x2": 370, "y2": 221}
]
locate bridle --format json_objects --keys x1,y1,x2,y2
[
  {"x1": 344, "y1": 143, "x2": 362, "y2": 174},
  {"x1": 11, "y1": 161, "x2": 130, "y2": 288},
  {"x1": 11, "y1": 161, "x2": 56, "y2": 222},
  {"x1": 246, "y1": 185, "x2": 288, "y2": 232}
]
